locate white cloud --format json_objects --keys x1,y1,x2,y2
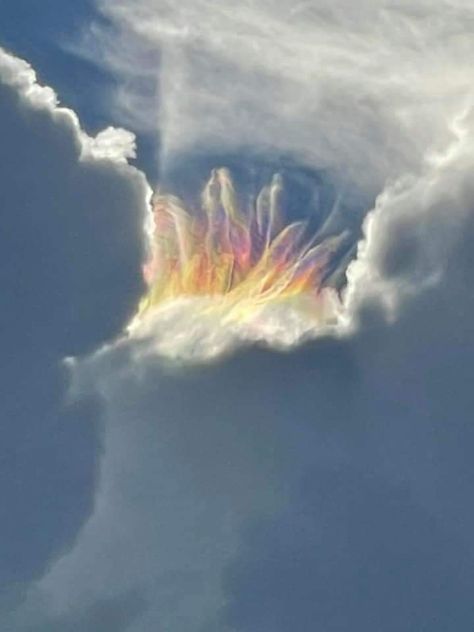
[
  {"x1": 80, "y1": 126, "x2": 137, "y2": 163},
  {"x1": 0, "y1": 47, "x2": 143, "y2": 167},
  {"x1": 93, "y1": 0, "x2": 473, "y2": 193},
  {"x1": 345, "y1": 99, "x2": 474, "y2": 324},
  {"x1": 0, "y1": 48, "x2": 58, "y2": 108}
]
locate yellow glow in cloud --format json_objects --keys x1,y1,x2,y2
[{"x1": 129, "y1": 168, "x2": 347, "y2": 353}]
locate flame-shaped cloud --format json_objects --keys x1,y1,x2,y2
[{"x1": 129, "y1": 168, "x2": 348, "y2": 357}]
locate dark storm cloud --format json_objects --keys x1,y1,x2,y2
[{"x1": 0, "y1": 50, "x2": 148, "y2": 590}]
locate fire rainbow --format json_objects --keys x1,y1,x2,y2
[{"x1": 129, "y1": 168, "x2": 348, "y2": 336}]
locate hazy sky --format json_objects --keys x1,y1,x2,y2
[{"x1": 1, "y1": 2, "x2": 474, "y2": 631}]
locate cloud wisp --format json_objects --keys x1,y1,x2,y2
[{"x1": 93, "y1": 0, "x2": 474, "y2": 192}]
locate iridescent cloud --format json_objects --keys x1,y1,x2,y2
[{"x1": 129, "y1": 168, "x2": 348, "y2": 353}]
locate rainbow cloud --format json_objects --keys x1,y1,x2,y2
[{"x1": 128, "y1": 168, "x2": 348, "y2": 358}]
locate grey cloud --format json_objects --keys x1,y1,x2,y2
[
  {"x1": 223, "y1": 466, "x2": 474, "y2": 632},
  {"x1": 219, "y1": 141, "x2": 474, "y2": 630},
  {"x1": 24, "y1": 143, "x2": 474, "y2": 630},
  {"x1": 0, "y1": 48, "x2": 148, "y2": 591}
]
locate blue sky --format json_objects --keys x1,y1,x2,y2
[
  {"x1": 2, "y1": 2, "x2": 474, "y2": 631},
  {"x1": 0, "y1": 1, "x2": 109, "y2": 129}
]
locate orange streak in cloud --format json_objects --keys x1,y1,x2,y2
[{"x1": 136, "y1": 168, "x2": 346, "y2": 323}]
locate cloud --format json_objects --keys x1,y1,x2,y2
[
  {"x1": 12, "y1": 339, "x2": 358, "y2": 631},
  {"x1": 219, "y1": 156, "x2": 474, "y2": 631},
  {"x1": 0, "y1": 46, "x2": 149, "y2": 593},
  {"x1": 91, "y1": 0, "x2": 473, "y2": 192},
  {"x1": 223, "y1": 467, "x2": 474, "y2": 632},
  {"x1": 70, "y1": 1, "x2": 474, "y2": 360},
  {"x1": 25, "y1": 589, "x2": 148, "y2": 632},
  {"x1": 16, "y1": 185, "x2": 474, "y2": 627},
  {"x1": 345, "y1": 100, "x2": 474, "y2": 324},
  {"x1": 101, "y1": 100, "x2": 474, "y2": 362},
  {"x1": 4, "y1": 3, "x2": 474, "y2": 632},
  {"x1": 0, "y1": 47, "x2": 150, "y2": 354},
  {"x1": 14, "y1": 116, "x2": 474, "y2": 624}
]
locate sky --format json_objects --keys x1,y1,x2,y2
[{"x1": 1, "y1": 1, "x2": 474, "y2": 631}]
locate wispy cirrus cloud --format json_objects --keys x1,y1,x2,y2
[{"x1": 91, "y1": 0, "x2": 474, "y2": 193}]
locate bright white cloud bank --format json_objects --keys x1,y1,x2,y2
[{"x1": 3, "y1": 0, "x2": 474, "y2": 629}]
